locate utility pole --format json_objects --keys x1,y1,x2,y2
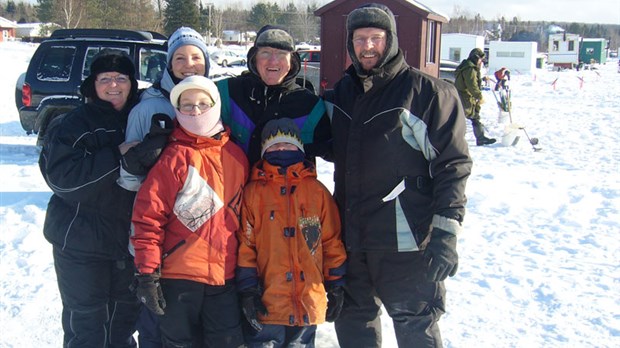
[{"x1": 206, "y1": 2, "x2": 214, "y2": 45}]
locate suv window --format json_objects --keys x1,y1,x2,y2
[
  {"x1": 140, "y1": 48, "x2": 167, "y2": 82},
  {"x1": 37, "y1": 46, "x2": 76, "y2": 81},
  {"x1": 82, "y1": 46, "x2": 131, "y2": 79},
  {"x1": 299, "y1": 50, "x2": 320, "y2": 63}
]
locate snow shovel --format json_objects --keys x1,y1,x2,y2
[{"x1": 521, "y1": 127, "x2": 541, "y2": 151}]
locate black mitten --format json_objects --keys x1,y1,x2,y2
[
  {"x1": 121, "y1": 113, "x2": 173, "y2": 175},
  {"x1": 135, "y1": 272, "x2": 166, "y2": 315},
  {"x1": 424, "y1": 228, "x2": 459, "y2": 282},
  {"x1": 325, "y1": 285, "x2": 344, "y2": 322},
  {"x1": 240, "y1": 287, "x2": 268, "y2": 332}
]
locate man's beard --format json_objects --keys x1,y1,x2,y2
[{"x1": 357, "y1": 49, "x2": 382, "y2": 73}]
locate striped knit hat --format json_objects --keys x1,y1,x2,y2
[{"x1": 261, "y1": 118, "x2": 304, "y2": 157}]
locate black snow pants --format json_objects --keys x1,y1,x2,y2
[
  {"x1": 158, "y1": 278, "x2": 245, "y2": 348},
  {"x1": 334, "y1": 251, "x2": 446, "y2": 348},
  {"x1": 53, "y1": 246, "x2": 141, "y2": 348}
]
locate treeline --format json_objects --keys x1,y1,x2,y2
[
  {"x1": 0, "y1": 0, "x2": 321, "y2": 44},
  {"x1": 1, "y1": 0, "x2": 617, "y2": 50},
  {"x1": 444, "y1": 10, "x2": 620, "y2": 52}
]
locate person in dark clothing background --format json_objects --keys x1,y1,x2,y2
[
  {"x1": 39, "y1": 50, "x2": 141, "y2": 347},
  {"x1": 216, "y1": 25, "x2": 331, "y2": 167},
  {"x1": 455, "y1": 48, "x2": 496, "y2": 146},
  {"x1": 324, "y1": 3, "x2": 472, "y2": 347}
]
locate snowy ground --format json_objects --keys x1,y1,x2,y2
[{"x1": 1, "y1": 41, "x2": 619, "y2": 347}]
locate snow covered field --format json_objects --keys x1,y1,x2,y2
[{"x1": 1, "y1": 41, "x2": 619, "y2": 347}]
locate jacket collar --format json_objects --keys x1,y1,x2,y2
[
  {"x1": 251, "y1": 159, "x2": 316, "y2": 183},
  {"x1": 170, "y1": 123, "x2": 229, "y2": 148},
  {"x1": 345, "y1": 49, "x2": 407, "y2": 93}
]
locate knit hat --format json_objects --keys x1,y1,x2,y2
[
  {"x1": 167, "y1": 27, "x2": 210, "y2": 75},
  {"x1": 261, "y1": 118, "x2": 304, "y2": 157},
  {"x1": 346, "y1": 3, "x2": 399, "y2": 74},
  {"x1": 247, "y1": 25, "x2": 301, "y2": 83},
  {"x1": 169, "y1": 75, "x2": 220, "y2": 109},
  {"x1": 468, "y1": 48, "x2": 485, "y2": 62},
  {"x1": 80, "y1": 49, "x2": 138, "y2": 100}
]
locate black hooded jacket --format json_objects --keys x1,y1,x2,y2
[
  {"x1": 326, "y1": 50, "x2": 472, "y2": 252},
  {"x1": 216, "y1": 46, "x2": 331, "y2": 166},
  {"x1": 39, "y1": 99, "x2": 137, "y2": 260}
]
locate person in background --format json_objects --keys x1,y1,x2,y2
[
  {"x1": 117, "y1": 26, "x2": 210, "y2": 347},
  {"x1": 216, "y1": 25, "x2": 331, "y2": 167},
  {"x1": 494, "y1": 67, "x2": 511, "y2": 91},
  {"x1": 493, "y1": 67, "x2": 512, "y2": 113},
  {"x1": 39, "y1": 50, "x2": 141, "y2": 347},
  {"x1": 324, "y1": 4, "x2": 473, "y2": 347},
  {"x1": 130, "y1": 75, "x2": 248, "y2": 347},
  {"x1": 455, "y1": 48, "x2": 497, "y2": 146},
  {"x1": 236, "y1": 118, "x2": 347, "y2": 347}
]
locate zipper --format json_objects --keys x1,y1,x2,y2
[{"x1": 285, "y1": 171, "x2": 301, "y2": 325}]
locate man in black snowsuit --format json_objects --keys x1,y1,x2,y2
[
  {"x1": 325, "y1": 3, "x2": 472, "y2": 347},
  {"x1": 455, "y1": 48, "x2": 497, "y2": 146}
]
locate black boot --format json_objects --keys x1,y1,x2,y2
[{"x1": 471, "y1": 119, "x2": 496, "y2": 146}]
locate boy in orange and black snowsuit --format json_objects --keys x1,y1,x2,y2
[{"x1": 236, "y1": 118, "x2": 347, "y2": 347}]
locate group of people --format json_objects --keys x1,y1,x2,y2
[{"x1": 39, "y1": 3, "x2": 473, "y2": 348}]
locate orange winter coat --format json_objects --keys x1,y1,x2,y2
[
  {"x1": 132, "y1": 126, "x2": 248, "y2": 284},
  {"x1": 238, "y1": 160, "x2": 346, "y2": 326}
]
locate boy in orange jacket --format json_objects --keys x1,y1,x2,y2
[{"x1": 237, "y1": 118, "x2": 347, "y2": 347}]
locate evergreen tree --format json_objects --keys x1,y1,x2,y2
[
  {"x1": 248, "y1": 2, "x2": 281, "y2": 30},
  {"x1": 164, "y1": 0, "x2": 201, "y2": 36},
  {"x1": 280, "y1": 2, "x2": 297, "y2": 36},
  {"x1": 36, "y1": 0, "x2": 55, "y2": 23},
  {"x1": 6, "y1": 1, "x2": 16, "y2": 15}
]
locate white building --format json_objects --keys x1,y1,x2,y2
[
  {"x1": 15, "y1": 23, "x2": 59, "y2": 38},
  {"x1": 488, "y1": 41, "x2": 538, "y2": 73},
  {"x1": 547, "y1": 33, "x2": 581, "y2": 68},
  {"x1": 440, "y1": 33, "x2": 484, "y2": 62},
  {"x1": 221, "y1": 30, "x2": 254, "y2": 45}
]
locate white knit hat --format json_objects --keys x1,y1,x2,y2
[{"x1": 169, "y1": 75, "x2": 220, "y2": 108}]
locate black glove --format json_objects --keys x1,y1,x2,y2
[
  {"x1": 135, "y1": 273, "x2": 166, "y2": 315},
  {"x1": 121, "y1": 113, "x2": 173, "y2": 175},
  {"x1": 325, "y1": 285, "x2": 344, "y2": 322},
  {"x1": 240, "y1": 287, "x2": 268, "y2": 332},
  {"x1": 424, "y1": 228, "x2": 458, "y2": 282}
]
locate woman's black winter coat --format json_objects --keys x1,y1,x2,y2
[{"x1": 39, "y1": 99, "x2": 137, "y2": 260}]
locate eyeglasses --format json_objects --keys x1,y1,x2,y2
[
  {"x1": 96, "y1": 74, "x2": 130, "y2": 85},
  {"x1": 352, "y1": 36, "x2": 386, "y2": 46},
  {"x1": 178, "y1": 102, "x2": 214, "y2": 113},
  {"x1": 256, "y1": 49, "x2": 290, "y2": 61}
]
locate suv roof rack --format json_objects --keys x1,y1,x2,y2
[{"x1": 50, "y1": 29, "x2": 166, "y2": 41}]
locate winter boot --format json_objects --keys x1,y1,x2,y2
[{"x1": 471, "y1": 119, "x2": 496, "y2": 146}]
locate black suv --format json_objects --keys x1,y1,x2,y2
[{"x1": 15, "y1": 28, "x2": 168, "y2": 145}]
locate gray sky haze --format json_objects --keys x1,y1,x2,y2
[{"x1": 207, "y1": 0, "x2": 619, "y2": 25}]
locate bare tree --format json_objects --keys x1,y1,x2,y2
[
  {"x1": 294, "y1": 0, "x2": 320, "y2": 43},
  {"x1": 59, "y1": 0, "x2": 84, "y2": 28}
]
